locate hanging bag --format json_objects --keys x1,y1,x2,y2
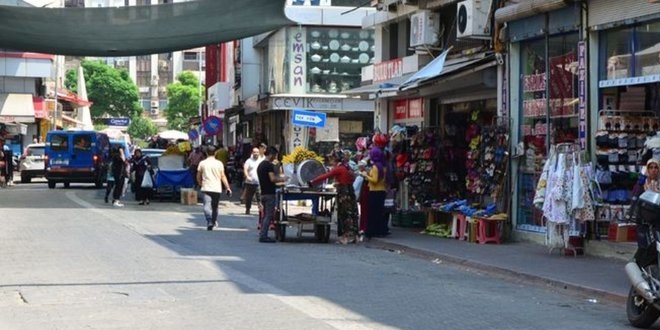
[{"x1": 141, "y1": 173, "x2": 154, "y2": 189}]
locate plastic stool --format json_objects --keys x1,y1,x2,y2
[
  {"x1": 475, "y1": 217, "x2": 501, "y2": 244},
  {"x1": 454, "y1": 213, "x2": 468, "y2": 240}
]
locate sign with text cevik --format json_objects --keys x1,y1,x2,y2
[{"x1": 292, "y1": 109, "x2": 326, "y2": 128}]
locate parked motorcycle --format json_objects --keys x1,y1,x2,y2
[{"x1": 626, "y1": 190, "x2": 660, "y2": 328}]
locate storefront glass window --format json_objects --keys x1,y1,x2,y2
[
  {"x1": 599, "y1": 22, "x2": 660, "y2": 81},
  {"x1": 517, "y1": 33, "x2": 579, "y2": 231},
  {"x1": 305, "y1": 27, "x2": 375, "y2": 94}
]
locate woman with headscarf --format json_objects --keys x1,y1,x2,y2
[
  {"x1": 631, "y1": 158, "x2": 660, "y2": 268},
  {"x1": 308, "y1": 150, "x2": 359, "y2": 244},
  {"x1": 110, "y1": 147, "x2": 127, "y2": 207},
  {"x1": 130, "y1": 148, "x2": 153, "y2": 205},
  {"x1": 359, "y1": 147, "x2": 388, "y2": 239}
]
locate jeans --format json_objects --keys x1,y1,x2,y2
[
  {"x1": 203, "y1": 191, "x2": 221, "y2": 226},
  {"x1": 259, "y1": 194, "x2": 277, "y2": 238}
]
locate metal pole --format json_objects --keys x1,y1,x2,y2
[
  {"x1": 198, "y1": 48, "x2": 203, "y2": 146},
  {"x1": 51, "y1": 0, "x2": 63, "y2": 131}
]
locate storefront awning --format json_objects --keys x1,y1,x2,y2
[
  {"x1": 400, "y1": 53, "x2": 496, "y2": 91},
  {"x1": 57, "y1": 89, "x2": 93, "y2": 108},
  {"x1": 0, "y1": 0, "x2": 294, "y2": 57},
  {"x1": 342, "y1": 73, "x2": 414, "y2": 99},
  {"x1": 0, "y1": 93, "x2": 35, "y2": 123},
  {"x1": 61, "y1": 114, "x2": 84, "y2": 125}
]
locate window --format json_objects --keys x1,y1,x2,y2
[
  {"x1": 600, "y1": 21, "x2": 660, "y2": 81},
  {"x1": 73, "y1": 135, "x2": 92, "y2": 152},
  {"x1": 517, "y1": 33, "x2": 579, "y2": 230},
  {"x1": 50, "y1": 134, "x2": 68, "y2": 151}
]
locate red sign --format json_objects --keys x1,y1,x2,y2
[
  {"x1": 393, "y1": 100, "x2": 407, "y2": 120},
  {"x1": 392, "y1": 98, "x2": 424, "y2": 121},
  {"x1": 374, "y1": 58, "x2": 403, "y2": 82},
  {"x1": 408, "y1": 98, "x2": 423, "y2": 118}
]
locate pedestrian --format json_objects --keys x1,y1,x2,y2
[
  {"x1": 358, "y1": 147, "x2": 388, "y2": 239},
  {"x1": 187, "y1": 146, "x2": 204, "y2": 189},
  {"x1": 257, "y1": 146, "x2": 288, "y2": 243},
  {"x1": 243, "y1": 147, "x2": 262, "y2": 215},
  {"x1": 214, "y1": 143, "x2": 229, "y2": 168},
  {"x1": 3, "y1": 144, "x2": 13, "y2": 186},
  {"x1": 197, "y1": 146, "x2": 232, "y2": 231},
  {"x1": 357, "y1": 159, "x2": 370, "y2": 240},
  {"x1": 308, "y1": 150, "x2": 358, "y2": 244},
  {"x1": 111, "y1": 147, "x2": 127, "y2": 207},
  {"x1": 130, "y1": 148, "x2": 154, "y2": 205},
  {"x1": 104, "y1": 148, "x2": 117, "y2": 203}
]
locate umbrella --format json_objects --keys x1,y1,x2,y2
[
  {"x1": 100, "y1": 128, "x2": 125, "y2": 140},
  {"x1": 158, "y1": 130, "x2": 189, "y2": 141}
]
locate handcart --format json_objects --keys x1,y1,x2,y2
[
  {"x1": 152, "y1": 154, "x2": 194, "y2": 202},
  {"x1": 273, "y1": 187, "x2": 337, "y2": 243}
]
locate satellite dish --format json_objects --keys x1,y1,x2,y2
[{"x1": 297, "y1": 159, "x2": 327, "y2": 187}]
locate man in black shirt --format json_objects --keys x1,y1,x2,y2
[{"x1": 257, "y1": 146, "x2": 288, "y2": 243}]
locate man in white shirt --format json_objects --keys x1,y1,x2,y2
[
  {"x1": 197, "y1": 146, "x2": 232, "y2": 231},
  {"x1": 243, "y1": 147, "x2": 262, "y2": 215}
]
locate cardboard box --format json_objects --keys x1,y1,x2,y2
[
  {"x1": 608, "y1": 223, "x2": 637, "y2": 242},
  {"x1": 180, "y1": 188, "x2": 198, "y2": 205}
]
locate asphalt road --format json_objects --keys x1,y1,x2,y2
[{"x1": 0, "y1": 182, "x2": 644, "y2": 329}]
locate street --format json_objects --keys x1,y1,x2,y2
[{"x1": 0, "y1": 183, "x2": 639, "y2": 329}]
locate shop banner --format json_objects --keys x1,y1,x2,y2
[
  {"x1": 289, "y1": 28, "x2": 306, "y2": 94},
  {"x1": 393, "y1": 100, "x2": 407, "y2": 120},
  {"x1": 316, "y1": 117, "x2": 339, "y2": 142},
  {"x1": 289, "y1": 124, "x2": 309, "y2": 153},
  {"x1": 392, "y1": 98, "x2": 424, "y2": 121},
  {"x1": 578, "y1": 41, "x2": 587, "y2": 150}
]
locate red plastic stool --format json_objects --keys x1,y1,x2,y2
[
  {"x1": 453, "y1": 213, "x2": 468, "y2": 240},
  {"x1": 475, "y1": 217, "x2": 502, "y2": 244}
]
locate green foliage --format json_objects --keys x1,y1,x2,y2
[
  {"x1": 165, "y1": 71, "x2": 201, "y2": 131},
  {"x1": 94, "y1": 123, "x2": 108, "y2": 132},
  {"x1": 127, "y1": 116, "x2": 158, "y2": 141},
  {"x1": 65, "y1": 60, "x2": 142, "y2": 120}
]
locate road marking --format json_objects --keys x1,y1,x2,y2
[{"x1": 65, "y1": 191, "x2": 388, "y2": 330}]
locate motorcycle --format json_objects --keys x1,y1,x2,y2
[{"x1": 626, "y1": 190, "x2": 660, "y2": 328}]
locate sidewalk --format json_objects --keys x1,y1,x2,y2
[
  {"x1": 369, "y1": 226, "x2": 631, "y2": 304},
  {"x1": 220, "y1": 187, "x2": 632, "y2": 304}
]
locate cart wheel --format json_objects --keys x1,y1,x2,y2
[{"x1": 275, "y1": 224, "x2": 286, "y2": 242}]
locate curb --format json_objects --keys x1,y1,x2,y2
[{"x1": 365, "y1": 238, "x2": 627, "y2": 306}]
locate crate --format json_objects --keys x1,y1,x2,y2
[{"x1": 391, "y1": 211, "x2": 425, "y2": 228}]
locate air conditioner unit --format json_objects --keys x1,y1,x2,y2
[
  {"x1": 150, "y1": 100, "x2": 159, "y2": 109},
  {"x1": 409, "y1": 10, "x2": 439, "y2": 47},
  {"x1": 456, "y1": 0, "x2": 492, "y2": 40}
]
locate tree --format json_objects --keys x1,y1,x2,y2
[
  {"x1": 127, "y1": 116, "x2": 158, "y2": 141},
  {"x1": 65, "y1": 60, "x2": 142, "y2": 120},
  {"x1": 165, "y1": 71, "x2": 201, "y2": 131}
]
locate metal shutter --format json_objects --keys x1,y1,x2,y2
[{"x1": 588, "y1": 0, "x2": 660, "y2": 29}]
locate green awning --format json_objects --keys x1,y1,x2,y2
[{"x1": 0, "y1": 0, "x2": 294, "y2": 56}]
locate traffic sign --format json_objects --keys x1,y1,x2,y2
[{"x1": 292, "y1": 109, "x2": 326, "y2": 128}]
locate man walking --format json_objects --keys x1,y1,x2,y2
[
  {"x1": 243, "y1": 147, "x2": 262, "y2": 215},
  {"x1": 257, "y1": 146, "x2": 288, "y2": 243},
  {"x1": 197, "y1": 146, "x2": 232, "y2": 231}
]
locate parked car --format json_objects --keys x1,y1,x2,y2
[{"x1": 19, "y1": 143, "x2": 46, "y2": 183}]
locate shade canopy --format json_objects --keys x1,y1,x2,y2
[
  {"x1": 158, "y1": 129, "x2": 189, "y2": 141},
  {"x1": 0, "y1": 0, "x2": 293, "y2": 56}
]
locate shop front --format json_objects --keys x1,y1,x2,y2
[
  {"x1": 503, "y1": 2, "x2": 592, "y2": 247},
  {"x1": 586, "y1": 0, "x2": 660, "y2": 243}
]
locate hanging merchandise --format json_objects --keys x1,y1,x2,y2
[{"x1": 536, "y1": 143, "x2": 596, "y2": 253}]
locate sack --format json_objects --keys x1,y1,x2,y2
[
  {"x1": 141, "y1": 173, "x2": 154, "y2": 188},
  {"x1": 353, "y1": 175, "x2": 364, "y2": 200}
]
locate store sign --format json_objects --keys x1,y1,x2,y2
[
  {"x1": 271, "y1": 96, "x2": 342, "y2": 111},
  {"x1": 599, "y1": 74, "x2": 660, "y2": 88},
  {"x1": 408, "y1": 98, "x2": 423, "y2": 118},
  {"x1": 290, "y1": 124, "x2": 308, "y2": 152},
  {"x1": 374, "y1": 58, "x2": 403, "y2": 82},
  {"x1": 103, "y1": 117, "x2": 130, "y2": 127},
  {"x1": 578, "y1": 41, "x2": 587, "y2": 150},
  {"x1": 289, "y1": 29, "x2": 306, "y2": 94},
  {"x1": 392, "y1": 98, "x2": 424, "y2": 121}
]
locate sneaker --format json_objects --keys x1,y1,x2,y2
[
  {"x1": 207, "y1": 225, "x2": 213, "y2": 231},
  {"x1": 112, "y1": 201, "x2": 124, "y2": 207},
  {"x1": 259, "y1": 237, "x2": 276, "y2": 243}
]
